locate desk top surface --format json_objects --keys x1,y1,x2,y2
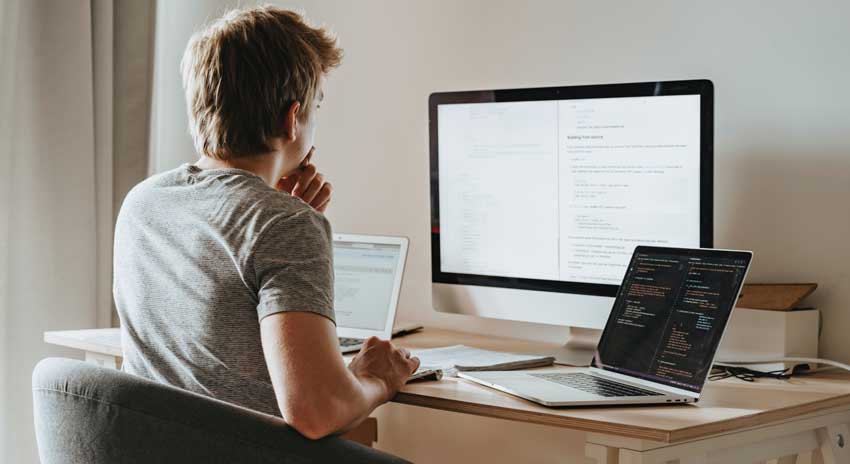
[
  {"x1": 44, "y1": 327, "x2": 850, "y2": 443},
  {"x1": 44, "y1": 328, "x2": 123, "y2": 357}
]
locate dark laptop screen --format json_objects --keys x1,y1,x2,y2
[{"x1": 593, "y1": 247, "x2": 751, "y2": 393}]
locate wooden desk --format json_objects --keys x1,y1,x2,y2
[{"x1": 45, "y1": 328, "x2": 850, "y2": 464}]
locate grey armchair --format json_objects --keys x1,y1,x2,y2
[{"x1": 32, "y1": 358, "x2": 409, "y2": 463}]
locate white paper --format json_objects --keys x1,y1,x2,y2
[{"x1": 411, "y1": 345, "x2": 553, "y2": 377}]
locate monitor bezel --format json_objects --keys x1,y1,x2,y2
[{"x1": 428, "y1": 79, "x2": 714, "y2": 297}]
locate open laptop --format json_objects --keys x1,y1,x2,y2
[
  {"x1": 332, "y1": 234, "x2": 437, "y2": 381},
  {"x1": 459, "y1": 246, "x2": 752, "y2": 407},
  {"x1": 332, "y1": 234, "x2": 414, "y2": 353}
]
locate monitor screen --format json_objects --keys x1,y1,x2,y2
[
  {"x1": 593, "y1": 247, "x2": 751, "y2": 392},
  {"x1": 333, "y1": 241, "x2": 401, "y2": 331},
  {"x1": 430, "y1": 80, "x2": 713, "y2": 297}
]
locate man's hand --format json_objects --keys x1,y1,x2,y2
[
  {"x1": 276, "y1": 146, "x2": 333, "y2": 213},
  {"x1": 348, "y1": 337, "x2": 420, "y2": 402}
]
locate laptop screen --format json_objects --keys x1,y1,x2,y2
[
  {"x1": 333, "y1": 241, "x2": 402, "y2": 331},
  {"x1": 593, "y1": 247, "x2": 751, "y2": 393}
]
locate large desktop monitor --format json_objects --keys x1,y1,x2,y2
[{"x1": 429, "y1": 80, "x2": 714, "y2": 339}]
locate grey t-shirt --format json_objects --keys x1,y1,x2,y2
[{"x1": 113, "y1": 163, "x2": 334, "y2": 416}]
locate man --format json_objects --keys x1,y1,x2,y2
[{"x1": 113, "y1": 4, "x2": 419, "y2": 454}]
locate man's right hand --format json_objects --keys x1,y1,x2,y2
[
  {"x1": 348, "y1": 337, "x2": 420, "y2": 402},
  {"x1": 276, "y1": 147, "x2": 332, "y2": 213}
]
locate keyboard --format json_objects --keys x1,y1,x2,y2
[
  {"x1": 339, "y1": 337, "x2": 363, "y2": 348},
  {"x1": 530, "y1": 372, "x2": 662, "y2": 397}
]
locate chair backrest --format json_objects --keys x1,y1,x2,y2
[{"x1": 31, "y1": 357, "x2": 406, "y2": 464}]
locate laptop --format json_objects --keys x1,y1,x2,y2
[
  {"x1": 332, "y1": 234, "x2": 437, "y2": 381},
  {"x1": 332, "y1": 233, "x2": 412, "y2": 352},
  {"x1": 458, "y1": 246, "x2": 752, "y2": 407}
]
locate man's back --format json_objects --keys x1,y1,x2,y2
[
  {"x1": 114, "y1": 164, "x2": 334, "y2": 416},
  {"x1": 110, "y1": 7, "x2": 419, "y2": 446}
]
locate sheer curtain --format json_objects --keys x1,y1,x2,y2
[{"x1": 0, "y1": 0, "x2": 153, "y2": 461}]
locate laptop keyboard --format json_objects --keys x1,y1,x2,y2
[
  {"x1": 530, "y1": 372, "x2": 662, "y2": 397},
  {"x1": 339, "y1": 337, "x2": 363, "y2": 348}
]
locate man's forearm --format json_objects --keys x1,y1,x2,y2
[{"x1": 335, "y1": 375, "x2": 387, "y2": 434}]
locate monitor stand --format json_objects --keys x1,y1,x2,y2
[{"x1": 545, "y1": 327, "x2": 602, "y2": 366}]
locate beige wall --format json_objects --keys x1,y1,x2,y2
[
  {"x1": 151, "y1": 1, "x2": 850, "y2": 461},
  {"x1": 3, "y1": 1, "x2": 104, "y2": 461}
]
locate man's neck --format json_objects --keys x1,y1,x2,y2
[{"x1": 194, "y1": 152, "x2": 285, "y2": 188}]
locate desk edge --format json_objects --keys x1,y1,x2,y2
[{"x1": 44, "y1": 331, "x2": 124, "y2": 357}]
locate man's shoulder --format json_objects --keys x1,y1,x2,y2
[
  {"x1": 206, "y1": 172, "x2": 331, "y2": 244},
  {"x1": 121, "y1": 164, "x2": 193, "y2": 201},
  {"x1": 119, "y1": 165, "x2": 328, "y2": 241},
  {"x1": 240, "y1": 183, "x2": 326, "y2": 228},
  {"x1": 256, "y1": 197, "x2": 331, "y2": 242},
  {"x1": 118, "y1": 166, "x2": 182, "y2": 214},
  {"x1": 125, "y1": 164, "x2": 312, "y2": 214}
]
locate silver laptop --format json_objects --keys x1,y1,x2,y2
[
  {"x1": 332, "y1": 234, "x2": 437, "y2": 381},
  {"x1": 331, "y1": 233, "x2": 423, "y2": 347},
  {"x1": 459, "y1": 246, "x2": 752, "y2": 407},
  {"x1": 332, "y1": 234, "x2": 411, "y2": 353}
]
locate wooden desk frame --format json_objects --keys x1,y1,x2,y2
[{"x1": 45, "y1": 328, "x2": 850, "y2": 464}]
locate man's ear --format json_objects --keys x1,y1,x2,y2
[{"x1": 284, "y1": 101, "x2": 301, "y2": 141}]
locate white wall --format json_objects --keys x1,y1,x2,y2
[{"x1": 151, "y1": 1, "x2": 850, "y2": 462}]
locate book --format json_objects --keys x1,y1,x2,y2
[
  {"x1": 411, "y1": 345, "x2": 555, "y2": 377},
  {"x1": 718, "y1": 283, "x2": 820, "y2": 371},
  {"x1": 735, "y1": 283, "x2": 817, "y2": 311}
]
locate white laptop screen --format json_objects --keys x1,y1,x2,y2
[
  {"x1": 593, "y1": 247, "x2": 751, "y2": 393},
  {"x1": 333, "y1": 241, "x2": 402, "y2": 331}
]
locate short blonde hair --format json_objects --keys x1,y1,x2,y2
[{"x1": 181, "y1": 6, "x2": 342, "y2": 159}]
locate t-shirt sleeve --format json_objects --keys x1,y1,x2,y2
[{"x1": 252, "y1": 208, "x2": 335, "y2": 323}]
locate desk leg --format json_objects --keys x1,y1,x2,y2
[
  {"x1": 677, "y1": 456, "x2": 707, "y2": 464},
  {"x1": 615, "y1": 451, "x2": 711, "y2": 463},
  {"x1": 616, "y1": 449, "x2": 667, "y2": 464},
  {"x1": 586, "y1": 443, "x2": 619, "y2": 463},
  {"x1": 85, "y1": 351, "x2": 121, "y2": 370},
  {"x1": 815, "y1": 423, "x2": 850, "y2": 464}
]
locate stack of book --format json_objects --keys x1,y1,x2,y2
[{"x1": 717, "y1": 283, "x2": 819, "y2": 371}]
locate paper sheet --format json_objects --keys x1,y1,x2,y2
[{"x1": 411, "y1": 345, "x2": 554, "y2": 377}]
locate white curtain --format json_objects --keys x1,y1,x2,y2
[{"x1": 0, "y1": 0, "x2": 152, "y2": 461}]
